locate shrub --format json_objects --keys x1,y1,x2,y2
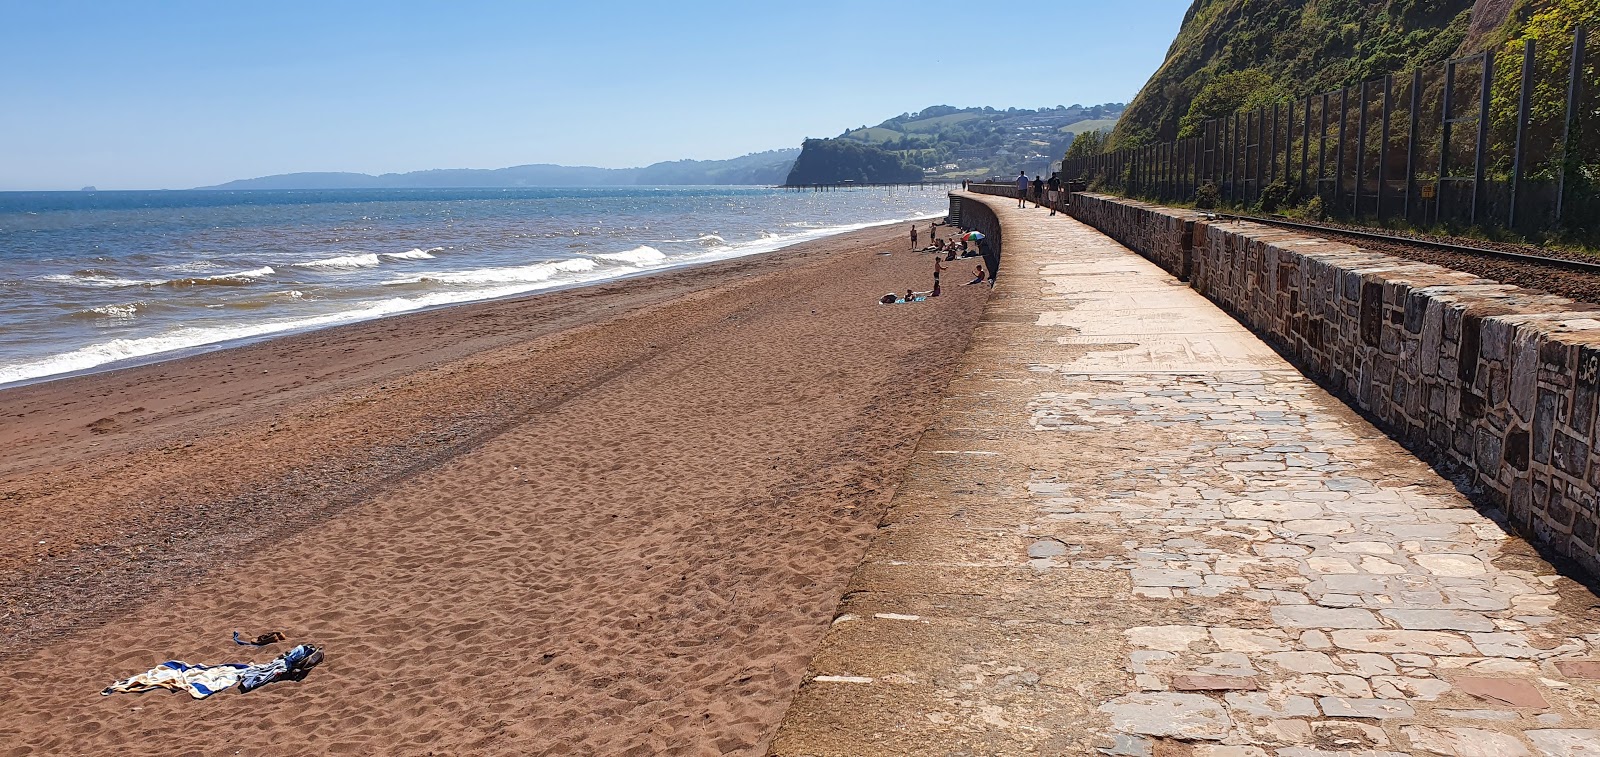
[
  {"x1": 1304, "y1": 195, "x2": 1327, "y2": 220},
  {"x1": 1259, "y1": 180, "x2": 1294, "y2": 213},
  {"x1": 1195, "y1": 182, "x2": 1220, "y2": 209}
]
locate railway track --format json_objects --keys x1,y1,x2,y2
[{"x1": 1212, "y1": 213, "x2": 1600, "y2": 306}]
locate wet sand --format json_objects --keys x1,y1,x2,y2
[{"x1": 0, "y1": 223, "x2": 984, "y2": 755}]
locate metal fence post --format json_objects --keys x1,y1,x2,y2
[
  {"x1": 1269, "y1": 103, "x2": 1279, "y2": 184},
  {"x1": 1473, "y1": 51, "x2": 1494, "y2": 225},
  {"x1": 1439, "y1": 60, "x2": 1455, "y2": 224},
  {"x1": 1356, "y1": 80, "x2": 1368, "y2": 219},
  {"x1": 1378, "y1": 75, "x2": 1392, "y2": 222},
  {"x1": 1248, "y1": 106, "x2": 1260, "y2": 202},
  {"x1": 1337, "y1": 87, "x2": 1349, "y2": 213},
  {"x1": 1319, "y1": 94, "x2": 1329, "y2": 200},
  {"x1": 1406, "y1": 70, "x2": 1421, "y2": 223},
  {"x1": 1558, "y1": 25, "x2": 1586, "y2": 223},
  {"x1": 1301, "y1": 97, "x2": 1311, "y2": 195}
]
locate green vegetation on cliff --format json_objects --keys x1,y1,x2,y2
[
  {"x1": 834, "y1": 104, "x2": 1125, "y2": 179},
  {"x1": 1111, "y1": 0, "x2": 1476, "y2": 147},
  {"x1": 783, "y1": 139, "x2": 923, "y2": 185}
]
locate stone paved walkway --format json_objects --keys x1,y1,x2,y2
[{"x1": 767, "y1": 194, "x2": 1600, "y2": 756}]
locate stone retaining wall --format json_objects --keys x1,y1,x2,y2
[
  {"x1": 1068, "y1": 193, "x2": 1203, "y2": 281},
  {"x1": 1070, "y1": 191, "x2": 1600, "y2": 575},
  {"x1": 952, "y1": 192, "x2": 1003, "y2": 279}
]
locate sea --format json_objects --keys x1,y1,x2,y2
[{"x1": 0, "y1": 186, "x2": 948, "y2": 387}]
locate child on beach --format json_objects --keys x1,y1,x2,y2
[
  {"x1": 966, "y1": 265, "x2": 986, "y2": 285},
  {"x1": 910, "y1": 224, "x2": 918, "y2": 250}
]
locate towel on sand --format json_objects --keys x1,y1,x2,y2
[{"x1": 102, "y1": 644, "x2": 324, "y2": 699}]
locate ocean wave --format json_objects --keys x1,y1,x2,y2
[
  {"x1": 63, "y1": 302, "x2": 141, "y2": 320},
  {"x1": 399, "y1": 257, "x2": 598, "y2": 286},
  {"x1": 163, "y1": 266, "x2": 276, "y2": 287},
  {"x1": 695, "y1": 234, "x2": 726, "y2": 246},
  {"x1": 38, "y1": 273, "x2": 164, "y2": 288},
  {"x1": 295, "y1": 253, "x2": 381, "y2": 269},
  {"x1": 594, "y1": 245, "x2": 667, "y2": 265},
  {"x1": 383, "y1": 248, "x2": 438, "y2": 261},
  {"x1": 0, "y1": 272, "x2": 617, "y2": 386}
]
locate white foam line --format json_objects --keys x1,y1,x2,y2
[{"x1": 1, "y1": 209, "x2": 948, "y2": 388}]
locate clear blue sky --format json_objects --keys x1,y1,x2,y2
[{"x1": 0, "y1": 1, "x2": 1189, "y2": 190}]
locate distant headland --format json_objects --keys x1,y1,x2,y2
[{"x1": 197, "y1": 103, "x2": 1124, "y2": 190}]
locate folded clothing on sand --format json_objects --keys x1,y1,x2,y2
[
  {"x1": 102, "y1": 644, "x2": 324, "y2": 699},
  {"x1": 233, "y1": 630, "x2": 287, "y2": 646}
]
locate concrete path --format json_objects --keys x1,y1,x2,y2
[{"x1": 767, "y1": 194, "x2": 1600, "y2": 756}]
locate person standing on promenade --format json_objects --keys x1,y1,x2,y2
[
  {"x1": 910, "y1": 224, "x2": 918, "y2": 250},
  {"x1": 1031, "y1": 176, "x2": 1044, "y2": 208},
  {"x1": 1015, "y1": 171, "x2": 1028, "y2": 207},
  {"x1": 1046, "y1": 174, "x2": 1061, "y2": 215}
]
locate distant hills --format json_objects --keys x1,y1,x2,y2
[
  {"x1": 201, "y1": 102, "x2": 1130, "y2": 190},
  {"x1": 199, "y1": 149, "x2": 800, "y2": 190}
]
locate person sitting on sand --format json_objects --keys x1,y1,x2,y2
[{"x1": 966, "y1": 265, "x2": 986, "y2": 285}]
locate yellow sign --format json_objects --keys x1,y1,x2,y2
[{"x1": 1420, "y1": 183, "x2": 1437, "y2": 199}]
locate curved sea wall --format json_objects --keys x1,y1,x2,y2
[
  {"x1": 951, "y1": 192, "x2": 1003, "y2": 278},
  {"x1": 1071, "y1": 191, "x2": 1600, "y2": 574}
]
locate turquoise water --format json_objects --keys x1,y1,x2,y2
[{"x1": 0, "y1": 186, "x2": 946, "y2": 385}]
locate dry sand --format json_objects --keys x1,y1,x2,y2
[{"x1": 0, "y1": 223, "x2": 985, "y2": 755}]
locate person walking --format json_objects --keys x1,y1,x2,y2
[
  {"x1": 910, "y1": 224, "x2": 918, "y2": 250},
  {"x1": 1015, "y1": 171, "x2": 1028, "y2": 207},
  {"x1": 1031, "y1": 176, "x2": 1045, "y2": 208},
  {"x1": 1046, "y1": 174, "x2": 1061, "y2": 215}
]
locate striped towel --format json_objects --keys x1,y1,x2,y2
[
  {"x1": 102, "y1": 644, "x2": 323, "y2": 699},
  {"x1": 101, "y1": 661, "x2": 250, "y2": 699}
]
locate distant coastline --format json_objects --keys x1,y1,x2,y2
[{"x1": 198, "y1": 149, "x2": 801, "y2": 190}]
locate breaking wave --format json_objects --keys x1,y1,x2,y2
[{"x1": 595, "y1": 245, "x2": 667, "y2": 265}]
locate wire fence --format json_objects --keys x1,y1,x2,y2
[{"x1": 1060, "y1": 26, "x2": 1598, "y2": 243}]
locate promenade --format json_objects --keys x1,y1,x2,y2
[{"x1": 768, "y1": 194, "x2": 1600, "y2": 756}]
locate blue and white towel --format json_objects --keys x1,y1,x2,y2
[{"x1": 102, "y1": 644, "x2": 324, "y2": 699}]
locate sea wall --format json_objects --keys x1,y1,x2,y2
[
  {"x1": 1070, "y1": 191, "x2": 1600, "y2": 574},
  {"x1": 1067, "y1": 193, "x2": 1202, "y2": 281},
  {"x1": 952, "y1": 192, "x2": 1003, "y2": 278}
]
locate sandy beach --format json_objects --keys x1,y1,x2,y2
[{"x1": 0, "y1": 223, "x2": 985, "y2": 755}]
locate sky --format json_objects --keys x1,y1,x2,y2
[{"x1": 0, "y1": 1, "x2": 1190, "y2": 190}]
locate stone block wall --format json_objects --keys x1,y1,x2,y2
[
  {"x1": 1070, "y1": 191, "x2": 1600, "y2": 575},
  {"x1": 1070, "y1": 193, "x2": 1202, "y2": 281},
  {"x1": 952, "y1": 192, "x2": 1003, "y2": 278}
]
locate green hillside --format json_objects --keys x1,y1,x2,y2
[
  {"x1": 1110, "y1": 0, "x2": 1478, "y2": 148},
  {"x1": 832, "y1": 104, "x2": 1125, "y2": 179}
]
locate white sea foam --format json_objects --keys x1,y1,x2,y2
[
  {"x1": 87, "y1": 303, "x2": 139, "y2": 318},
  {"x1": 595, "y1": 245, "x2": 667, "y2": 265},
  {"x1": 392, "y1": 257, "x2": 598, "y2": 286},
  {"x1": 38, "y1": 273, "x2": 163, "y2": 288},
  {"x1": 384, "y1": 248, "x2": 437, "y2": 261},
  {"x1": 164, "y1": 266, "x2": 276, "y2": 287},
  {"x1": 296, "y1": 253, "x2": 381, "y2": 269},
  {"x1": 695, "y1": 234, "x2": 726, "y2": 246},
  {"x1": 0, "y1": 267, "x2": 617, "y2": 386},
  {"x1": 4, "y1": 210, "x2": 946, "y2": 388}
]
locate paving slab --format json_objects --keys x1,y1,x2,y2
[{"x1": 766, "y1": 195, "x2": 1600, "y2": 756}]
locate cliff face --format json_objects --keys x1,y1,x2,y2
[
  {"x1": 1110, "y1": 0, "x2": 1476, "y2": 147},
  {"x1": 783, "y1": 139, "x2": 923, "y2": 185}
]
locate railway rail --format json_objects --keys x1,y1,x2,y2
[{"x1": 1211, "y1": 213, "x2": 1600, "y2": 306}]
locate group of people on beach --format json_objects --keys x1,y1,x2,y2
[
  {"x1": 1016, "y1": 170, "x2": 1064, "y2": 215},
  {"x1": 883, "y1": 221, "x2": 990, "y2": 304}
]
